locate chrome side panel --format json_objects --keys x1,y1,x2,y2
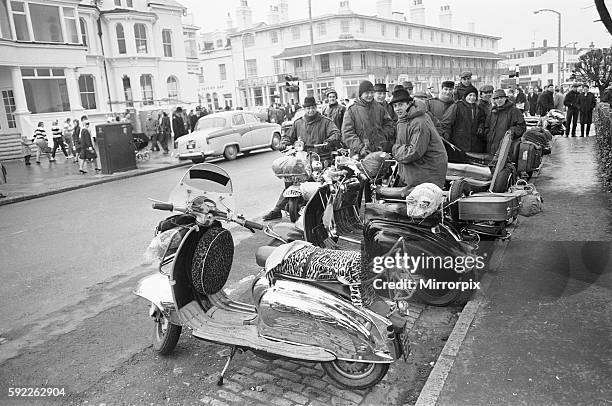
[
  {"x1": 134, "y1": 273, "x2": 181, "y2": 325},
  {"x1": 254, "y1": 276, "x2": 397, "y2": 363}
]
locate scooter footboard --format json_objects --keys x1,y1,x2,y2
[{"x1": 134, "y1": 273, "x2": 181, "y2": 325}]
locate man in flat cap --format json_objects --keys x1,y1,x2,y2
[
  {"x1": 374, "y1": 83, "x2": 398, "y2": 122},
  {"x1": 484, "y1": 89, "x2": 526, "y2": 154},
  {"x1": 477, "y1": 84, "x2": 495, "y2": 115},
  {"x1": 427, "y1": 80, "x2": 456, "y2": 135},
  {"x1": 454, "y1": 71, "x2": 472, "y2": 101},
  {"x1": 322, "y1": 88, "x2": 346, "y2": 131}
]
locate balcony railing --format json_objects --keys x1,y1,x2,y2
[{"x1": 291, "y1": 66, "x2": 500, "y2": 80}]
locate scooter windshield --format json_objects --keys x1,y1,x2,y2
[{"x1": 168, "y1": 163, "x2": 235, "y2": 213}]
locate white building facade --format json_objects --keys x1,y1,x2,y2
[{"x1": 0, "y1": 0, "x2": 199, "y2": 160}]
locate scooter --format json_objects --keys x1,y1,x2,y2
[{"x1": 134, "y1": 163, "x2": 408, "y2": 390}]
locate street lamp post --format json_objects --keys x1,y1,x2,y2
[
  {"x1": 562, "y1": 41, "x2": 578, "y2": 84},
  {"x1": 534, "y1": 9, "x2": 561, "y2": 87},
  {"x1": 308, "y1": 0, "x2": 317, "y2": 101},
  {"x1": 241, "y1": 32, "x2": 250, "y2": 107}
]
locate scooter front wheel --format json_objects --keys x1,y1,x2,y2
[
  {"x1": 286, "y1": 197, "x2": 303, "y2": 223},
  {"x1": 152, "y1": 311, "x2": 182, "y2": 355},
  {"x1": 322, "y1": 360, "x2": 389, "y2": 390}
]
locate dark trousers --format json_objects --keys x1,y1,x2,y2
[
  {"x1": 51, "y1": 137, "x2": 67, "y2": 158},
  {"x1": 565, "y1": 108, "x2": 579, "y2": 136},
  {"x1": 159, "y1": 133, "x2": 169, "y2": 152},
  {"x1": 273, "y1": 182, "x2": 292, "y2": 211},
  {"x1": 580, "y1": 111, "x2": 593, "y2": 136}
]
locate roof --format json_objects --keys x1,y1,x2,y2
[
  {"x1": 275, "y1": 40, "x2": 502, "y2": 60},
  {"x1": 147, "y1": 0, "x2": 186, "y2": 9}
]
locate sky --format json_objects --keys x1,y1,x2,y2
[{"x1": 181, "y1": 0, "x2": 611, "y2": 51}]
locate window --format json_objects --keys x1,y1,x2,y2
[
  {"x1": 291, "y1": 26, "x2": 300, "y2": 40},
  {"x1": 205, "y1": 93, "x2": 212, "y2": 111},
  {"x1": 216, "y1": 39, "x2": 223, "y2": 48},
  {"x1": 318, "y1": 23, "x2": 326, "y2": 36},
  {"x1": 295, "y1": 58, "x2": 303, "y2": 68},
  {"x1": 2, "y1": 90, "x2": 16, "y2": 128},
  {"x1": 126, "y1": 0, "x2": 133, "y2": 7},
  {"x1": 273, "y1": 59, "x2": 281, "y2": 74},
  {"x1": 243, "y1": 33, "x2": 254, "y2": 47},
  {"x1": 359, "y1": 20, "x2": 366, "y2": 33},
  {"x1": 0, "y1": 0, "x2": 10, "y2": 39},
  {"x1": 11, "y1": 1, "x2": 29, "y2": 40},
  {"x1": 360, "y1": 52, "x2": 366, "y2": 69},
  {"x1": 122, "y1": 75, "x2": 133, "y2": 106},
  {"x1": 23, "y1": 69, "x2": 70, "y2": 113},
  {"x1": 548, "y1": 63, "x2": 554, "y2": 73},
  {"x1": 78, "y1": 75, "x2": 96, "y2": 110},
  {"x1": 184, "y1": 31, "x2": 197, "y2": 58},
  {"x1": 116, "y1": 24, "x2": 126, "y2": 54},
  {"x1": 197, "y1": 116, "x2": 225, "y2": 130},
  {"x1": 114, "y1": 0, "x2": 121, "y2": 6},
  {"x1": 79, "y1": 18, "x2": 88, "y2": 46},
  {"x1": 140, "y1": 74, "x2": 153, "y2": 105},
  {"x1": 473, "y1": 37, "x2": 477, "y2": 47},
  {"x1": 419, "y1": 29, "x2": 423, "y2": 40},
  {"x1": 380, "y1": 24, "x2": 385, "y2": 36},
  {"x1": 430, "y1": 30, "x2": 434, "y2": 42},
  {"x1": 232, "y1": 114, "x2": 245, "y2": 126},
  {"x1": 244, "y1": 114, "x2": 258, "y2": 124},
  {"x1": 395, "y1": 26, "x2": 400, "y2": 38},
  {"x1": 219, "y1": 64, "x2": 226, "y2": 80},
  {"x1": 30, "y1": 4, "x2": 62, "y2": 42},
  {"x1": 480, "y1": 38, "x2": 484, "y2": 48},
  {"x1": 246, "y1": 59, "x2": 257, "y2": 77},
  {"x1": 382, "y1": 55, "x2": 387, "y2": 67},
  {"x1": 270, "y1": 30, "x2": 278, "y2": 44},
  {"x1": 407, "y1": 28, "x2": 412, "y2": 39},
  {"x1": 162, "y1": 29, "x2": 173, "y2": 57},
  {"x1": 532, "y1": 65, "x2": 542, "y2": 74},
  {"x1": 450, "y1": 34, "x2": 453, "y2": 44},
  {"x1": 63, "y1": 7, "x2": 78, "y2": 43},
  {"x1": 341, "y1": 19, "x2": 350, "y2": 33},
  {"x1": 254, "y1": 87, "x2": 263, "y2": 106},
  {"x1": 396, "y1": 55, "x2": 401, "y2": 67},
  {"x1": 213, "y1": 93, "x2": 219, "y2": 110},
  {"x1": 134, "y1": 23, "x2": 147, "y2": 53},
  {"x1": 320, "y1": 54, "x2": 330, "y2": 73},
  {"x1": 342, "y1": 52, "x2": 352, "y2": 71},
  {"x1": 167, "y1": 76, "x2": 178, "y2": 102},
  {"x1": 440, "y1": 33, "x2": 445, "y2": 43}
]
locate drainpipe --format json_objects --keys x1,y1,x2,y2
[{"x1": 96, "y1": 11, "x2": 113, "y2": 112}]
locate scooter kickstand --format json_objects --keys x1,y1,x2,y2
[{"x1": 217, "y1": 346, "x2": 237, "y2": 386}]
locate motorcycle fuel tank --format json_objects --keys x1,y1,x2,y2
[{"x1": 252, "y1": 276, "x2": 397, "y2": 363}]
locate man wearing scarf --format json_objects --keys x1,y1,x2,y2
[{"x1": 322, "y1": 88, "x2": 346, "y2": 131}]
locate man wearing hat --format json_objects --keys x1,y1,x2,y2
[
  {"x1": 484, "y1": 89, "x2": 526, "y2": 154},
  {"x1": 440, "y1": 85, "x2": 486, "y2": 154},
  {"x1": 374, "y1": 83, "x2": 398, "y2": 122},
  {"x1": 477, "y1": 84, "x2": 495, "y2": 115},
  {"x1": 454, "y1": 71, "x2": 472, "y2": 101},
  {"x1": 563, "y1": 83, "x2": 580, "y2": 136},
  {"x1": 263, "y1": 96, "x2": 341, "y2": 221},
  {"x1": 427, "y1": 80, "x2": 456, "y2": 134},
  {"x1": 342, "y1": 80, "x2": 395, "y2": 158},
  {"x1": 536, "y1": 84, "x2": 555, "y2": 116},
  {"x1": 389, "y1": 88, "x2": 448, "y2": 189},
  {"x1": 322, "y1": 88, "x2": 346, "y2": 131}
]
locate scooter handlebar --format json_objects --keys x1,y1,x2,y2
[{"x1": 152, "y1": 202, "x2": 174, "y2": 211}]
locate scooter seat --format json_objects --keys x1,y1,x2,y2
[
  {"x1": 270, "y1": 222, "x2": 304, "y2": 244},
  {"x1": 447, "y1": 163, "x2": 492, "y2": 181},
  {"x1": 376, "y1": 186, "x2": 412, "y2": 200},
  {"x1": 255, "y1": 246, "x2": 276, "y2": 267},
  {"x1": 465, "y1": 152, "x2": 495, "y2": 163}
]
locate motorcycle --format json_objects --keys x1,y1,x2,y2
[{"x1": 134, "y1": 163, "x2": 409, "y2": 390}]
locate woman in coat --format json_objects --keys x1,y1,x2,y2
[
  {"x1": 78, "y1": 121, "x2": 96, "y2": 173},
  {"x1": 577, "y1": 84, "x2": 597, "y2": 137},
  {"x1": 440, "y1": 85, "x2": 487, "y2": 154}
]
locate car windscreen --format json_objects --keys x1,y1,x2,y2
[{"x1": 195, "y1": 117, "x2": 226, "y2": 131}]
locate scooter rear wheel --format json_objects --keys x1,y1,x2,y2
[
  {"x1": 152, "y1": 311, "x2": 182, "y2": 355},
  {"x1": 322, "y1": 360, "x2": 389, "y2": 390}
]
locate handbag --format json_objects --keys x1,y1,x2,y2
[
  {"x1": 510, "y1": 179, "x2": 543, "y2": 217},
  {"x1": 86, "y1": 147, "x2": 97, "y2": 160}
]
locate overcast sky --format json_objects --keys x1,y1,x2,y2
[{"x1": 181, "y1": 0, "x2": 611, "y2": 51}]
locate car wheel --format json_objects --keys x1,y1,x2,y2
[
  {"x1": 271, "y1": 133, "x2": 281, "y2": 150},
  {"x1": 224, "y1": 145, "x2": 238, "y2": 160}
]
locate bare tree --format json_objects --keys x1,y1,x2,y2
[{"x1": 573, "y1": 47, "x2": 612, "y2": 93}]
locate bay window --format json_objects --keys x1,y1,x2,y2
[
  {"x1": 140, "y1": 74, "x2": 153, "y2": 105},
  {"x1": 134, "y1": 23, "x2": 147, "y2": 54},
  {"x1": 78, "y1": 75, "x2": 96, "y2": 110},
  {"x1": 22, "y1": 68, "x2": 70, "y2": 113},
  {"x1": 63, "y1": 7, "x2": 78, "y2": 43},
  {"x1": 116, "y1": 23, "x2": 126, "y2": 54},
  {"x1": 11, "y1": 1, "x2": 29, "y2": 41},
  {"x1": 30, "y1": 3, "x2": 62, "y2": 42}
]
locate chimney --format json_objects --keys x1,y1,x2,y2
[
  {"x1": 226, "y1": 12, "x2": 233, "y2": 29},
  {"x1": 392, "y1": 11, "x2": 406, "y2": 21},
  {"x1": 410, "y1": 0, "x2": 425, "y2": 25},
  {"x1": 439, "y1": 5, "x2": 452, "y2": 28},
  {"x1": 543, "y1": 39, "x2": 547, "y2": 48},
  {"x1": 236, "y1": 0, "x2": 253, "y2": 28},
  {"x1": 339, "y1": 0, "x2": 352, "y2": 14},
  {"x1": 267, "y1": 5, "x2": 280, "y2": 25},
  {"x1": 467, "y1": 22, "x2": 475, "y2": 33},
  {"x1": 376, "y1": 0, "x2": 392, "y2": 19},
  {"x1": 278, "y1": 0, "x2": 289, "y2": 22}
]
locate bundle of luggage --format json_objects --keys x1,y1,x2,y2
[{"x1": 510, "y1": 127, "x2": 553, "y2": 174}]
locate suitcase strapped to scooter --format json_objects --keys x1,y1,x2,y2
[
  {"x1": 517, "y1": 141, "x2": 542, "y2": 172},
  {"x1": 458, "y1": 192, "x2": 521, "y2": 222}
]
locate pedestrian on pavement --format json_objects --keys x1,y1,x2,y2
[
  {"x1": 440, "y1": 85, "x2": 487, "y2": 153},
  {"x1": 342, "y1": 80, "x2": 395, "y2": 158},
  {"x1": 72, "y1": 119, "x2": 81, "y2": 164},
  {"x1": 527, "y1": 87, "x2": 539, "y2": 116},
  {"x1": 390, "y1": 87, "x2": 448, "y2": 189},
  {"x1": 190, "y1": 109, "x2": 199, "y2": 131},
  {"x1": 274, "y1": 103, "x2": 286, "y2": 124},
  {"x1": 374, "y1": 83, "x2": 398, "y2": 122},
  {"x1": 32, "y1": 121, "x2": 51, "y2": 164},
  {"x1": 62, "y1": 118, "x2": 76, "y2": 161},
  {"x1": 484, "y1": 89, "x2": 526, "y2": 154},
  {"x1": 514, "y1": 87, "x2": 527, "y2": 115},
  {"x1": 50, "y1": 119, "x2": 68, "y2": 162},
  {"x1": 427, "y1": 80, "x2": 456, "y2": 135},
  {"x1": 563, "y1": 83, "x2": 580, "y2": 136},
  {"x1": 537, "y1": 84, "x2": 555, "y2": 116},
  {"x1": 284, "y1": 103, "x2": 294, "y2": 121},
  {"x1": 553, "y1": 87, "x2": 565, "y2": 111},
  {"x1": 159, "y1": 111, "x2": 171, "y2": 154},
  {"x1": 20, "y1": 135, "x2": 32, "y2": 165},
  {"x1": 507, "y1": 88, "x2": 516, "y2": 104},
  {"x1": 145, "y1": 113, "x2": 159, "y2": 151},
  {"x1": 577, "y1": 84, "x2": 597, "y2": 137},
  {"x1": 454, "y1": 71, "x2": 473, "y2": 101},
  {"x1": 322, "y1": 88, "x2": 347, "y2": 132},
  {"x1": 172, "y1": 107, "x2": 186, "y2": 144},
  {"x1": 477, "y1": 85, "x2": 495, "y2": 116},
  {"x1": 78, "y1": 120, "x2": 97, "y2": 174}
]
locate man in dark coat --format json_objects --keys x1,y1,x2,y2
[
  {"x1": 577, "y1": 84, "x2": 597, "y2": 137},
  {"x1": 477, "y1": 85, "x2": 494, "y2": 116},
  {"x1": 484, "y1": 89, "x2": 526, "y2": 154},
  {"x1": 514, "y1": 87, "x2": 527, "y2": 114},
  {"x1": 373, "y1": 83, "x2": 398, "y2": 122},
  {"x1": 342, "y1": 80, "x2": 395, "y2": 157},
  {"x1": 527, "y1": 87, "x2": 539, "y2": 116},
  {"x1": 454, "y1": 71, "x2": 472, "y2": 101},
  {"x1": 390, "y1": 88, "x2": 448, "y2": 189},
  {"x1": 563, "y1": 83, "x2": 580, "y2": 136},
  {"x1": 427, "y1": 80, "x2": 456, "y2": 135},
  {"x1": 172, "y1": 107, "x2": 187, "y2": 142},
  {"x1": 322, "y1": 88, "x2": 346, "y2": 131},
  {"x1": 189, "y1": 109, "x2": 199, "y2": 132},
  {"x1": 536, "y1": 84, "x2": 555, "y2": 116},
  {"x1": 264, "y1": 96, "x2": 341, "y2": 221},
  {"x1": 440, "y1": 85, "x2": 487, "y2": 154}
]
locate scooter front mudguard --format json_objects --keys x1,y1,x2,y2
[{"x1": 134, "y1": 273, "x2": 181, "y2": 325}]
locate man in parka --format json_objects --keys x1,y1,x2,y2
[
  {"x1": 427, "y1": 80, "x2": 456, "y2": 134},
  {"x1": 342, "y1": 80, "x2": 395, "y2": 158},
  {"x1": 477, "y1": 85, "x2": 494, "y2": 116},
  {"x1": 563, "y1": 83, "x2": 580, "y2": 136},
  {"x1": 537, "y1": 84, "x2": 555, "y2": 116},
  {"x1": 322, "y1": 88, "x2": 346, "y2": 131},
  {"x1": 390, "y1": 88, "x2": 448, "y2": 189},
  {"x1": 454, "y1": 71, "x2": 473, "y2": 101},
  {"x1": 484, "y1": 89, "x2": 526, "y2": 154}
]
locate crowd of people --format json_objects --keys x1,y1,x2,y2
[{"x1": 263, "y1": 71, "x2": 602, "y2": 220}]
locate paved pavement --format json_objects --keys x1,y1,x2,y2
[{"x1": 431, "y1": 135, "x2": 612, "y2": 405}]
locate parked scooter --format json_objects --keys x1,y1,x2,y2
[{"x1": 135, "y1": 163, "x2": 408, "y2": 389}]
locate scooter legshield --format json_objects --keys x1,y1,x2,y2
[
  {"x1": 134, "y1": 273, "x2": 181, "y2": 325},
  {"x1": 253, "y1": 276, "x2": 398, "y2": 363}
]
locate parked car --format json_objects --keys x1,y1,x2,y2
[{"x1": 176, "y1": 111, "x2": 282, "y2": 162}]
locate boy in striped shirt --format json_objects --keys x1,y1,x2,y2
[{"x1": 50, "y1": 120, "x2": 68, "y2": 162}]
